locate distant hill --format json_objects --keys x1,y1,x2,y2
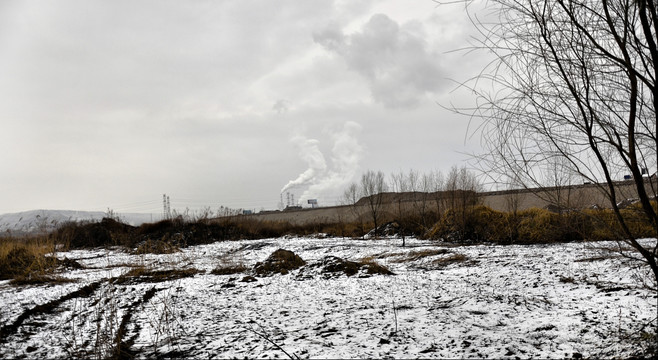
[{"x1": 0, "y1": 209, "x2": 159, "y2": 236}]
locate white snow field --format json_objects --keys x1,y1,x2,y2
[{"x1": 1, "y1": 237, "x2": 656, "y2": 359}]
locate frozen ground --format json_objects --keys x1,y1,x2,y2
[{"x1": 1, "y1": 237, "x2": 656, "y2": 359}]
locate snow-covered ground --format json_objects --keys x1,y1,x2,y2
[{"x1": 1, "y1": 237, "x2": 656, "y2": 359}]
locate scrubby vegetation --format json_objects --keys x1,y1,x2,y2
[
  {"x1": 1, "y1": 200, "x2": 655, "y2": 286},
  {"x1": 420, "y1": 204, "x2": 657, "y2": 244},
  {"x1": 0, "y1": 236, "x2": 73, "y2": 285}
]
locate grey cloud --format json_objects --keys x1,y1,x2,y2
[
  {"x1": 313, "y1": 14, "x2": 445, "y2": 108},
  {"x1": 273, "y1": 99, "x2": 290, "y2": 114},
  {"x1": 0, "y1": 0, "x2": 481, "y2": 214}
]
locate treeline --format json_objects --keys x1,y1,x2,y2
[
  {"x1": 5, "y1": 167, "x2": 655, "y2": 255},
  {"x1": 336, "y1": 167, "x2": 656, "y2": 243}
]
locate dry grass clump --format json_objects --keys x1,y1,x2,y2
[
  {"x1": 358, "y1": 257, "x2": 394, "y2": 275},
  {"x1": 211, "y1": 251, "x2": 249, "y2": 275},
  {"x1": 211, "y1": 264, "x2": 248, "y2": 275},
  {"x1": 253, "y1": 249, "x2": 306, "y2": 276},
  {"x1": 10, "y1": 274, "x2": 77, "y2": 286},
  {"x1": 0, "y1": 237, "x2": 83, "y2": 285},
  {"x1": 132, "y1": 238, "x2": 181, "y2": 255},
  {"x1": 114, "y1": 266, "x2": 203, "y2": 285},
  {"x1": 386, "y1": 249, "x2": 451, "y2": 263},
  {"x1": 431, "y1": 253, "x2": 469, "y2": 269},
  {"x1": 0, "y1": 237, "x2": 59, "y2": 282}
]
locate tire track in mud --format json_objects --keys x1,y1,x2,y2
[
  {"x1": 0, "y1": 280, "x2": 103, "y2": 343},
  {"x1": 1, "y1": 268, "x2": 200, "y2": 357},
  {"x1": 113, "y1": 286, "x2": 161, "y2": 359}
]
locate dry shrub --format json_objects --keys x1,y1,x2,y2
[
  {"x1": 322, "y1": 222, "x2": 364, "y2": 238},
  {"x1": 516, "y1": 208, "x2": 562, "y2": 243},
  {"x1": 211, "y1": 252, "x2": 248, "y2": 275},
  {"x1": 136, "y1": 218, "x2": 183, "y2": 236},
  {"x1": 0, "y1": 238, "x2": 58, "y2": 281},
  {"x1": 584, "y1": 204, "x2": 656, "y2": 240},
  {"x1": 465, "y1": 206, "x2": 510, "y2": 242},
  {"x1": 513, "y1": 208, "x2": 586, "y2": 243},
  {"x1": 132, "y1": 238, "x2": 180, "y2": 255},
  {"x1": 424, "y1": 206, "x2": 509, "y2": 242},
  {"x1": 51, "y1": 218, "x2": 136, "y2": 248},
  {"x1": 358, "y1": 257, "x2": 394, "y2": 275},
  {"x1": 253, "y1": 249, "x2": 306, "y2": 276},
  {"x1": 420, "y1": 203, "x2": 655, "y2": 244}
]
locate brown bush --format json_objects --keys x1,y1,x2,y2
[{"x1": 582, "y1": 205, "x2": 656, "y2": 241}]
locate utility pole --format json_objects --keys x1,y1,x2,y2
[{"x1": 163, "y1": 194, "x2": 171, "y2": 220}]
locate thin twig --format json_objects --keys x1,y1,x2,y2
[{"x1": 243, "y1": 321, "x2": 299, "y2": 360}]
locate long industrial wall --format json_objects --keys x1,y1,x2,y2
[{"x1": 237, "y1": 180, "x2": 656, "y2": 226}]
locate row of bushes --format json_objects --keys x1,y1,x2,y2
[
  {"x1": 2, "y1": 204, "x2": 654, "y2": 283},
  {"x1": 420, "y1": 203, "x2": 656, "y2": 244},
  {"x1": 10, "y1": 202, "x2": 657, "y2": 255},
  {"x1": 49, "y1": 216, "x2": 343, "y2": 250}
]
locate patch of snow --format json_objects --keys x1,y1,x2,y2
[{"x1": 0, "y1": 238, "x2": 655, "y2": 358}]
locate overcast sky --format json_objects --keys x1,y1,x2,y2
[{"x1": 0, "y1": 0, "x2": 488, "y2": 215}]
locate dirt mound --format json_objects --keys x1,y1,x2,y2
[
  {"x1": 365, "y1": 222, "x2": 400, "y2": 238},
  {"x1": 53, "y1": 217, "x2": 236, "y2": 250},
  {"x1": 297, "y1": 255, "x2": 394, "y2": 280},
  {"x1": 253, "y1": 249, "x2": 306, "y2": 276},
  {"x1": 136, "y1": 219, "x2": 238, "y2": 248},
  {"x1": 53, "y1": 218, "x2": 136, "y2": 248}
]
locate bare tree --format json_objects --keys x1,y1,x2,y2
[
  {"x1": 448, "y1": 0, "x2": 658, "y2": 287},
  {"x1": 390, "y1": 170, "x2": 411, "y2": 245},
  {"x1": 443, "y1": 165, "x2": 483, "y2": 241},
  {"x1": 360, "y1": 170, "x2": 389, "y2": 238},
  {"x1": 414, "y1": 172, "x2": 435, "y2": 231},
  {"x1": 342, "y1": 182, "x2": 363, "y2": 235},
  {"x1": 430, "y1": 169, "x2": 446, "y2": 222}
]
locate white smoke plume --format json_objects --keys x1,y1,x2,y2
[
  {"x1": 299, "y1": 121, "x2": 363, "y2": 204},
  {"x1": 281, "y1": 137, "x2": 328, "y2": 194}
]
